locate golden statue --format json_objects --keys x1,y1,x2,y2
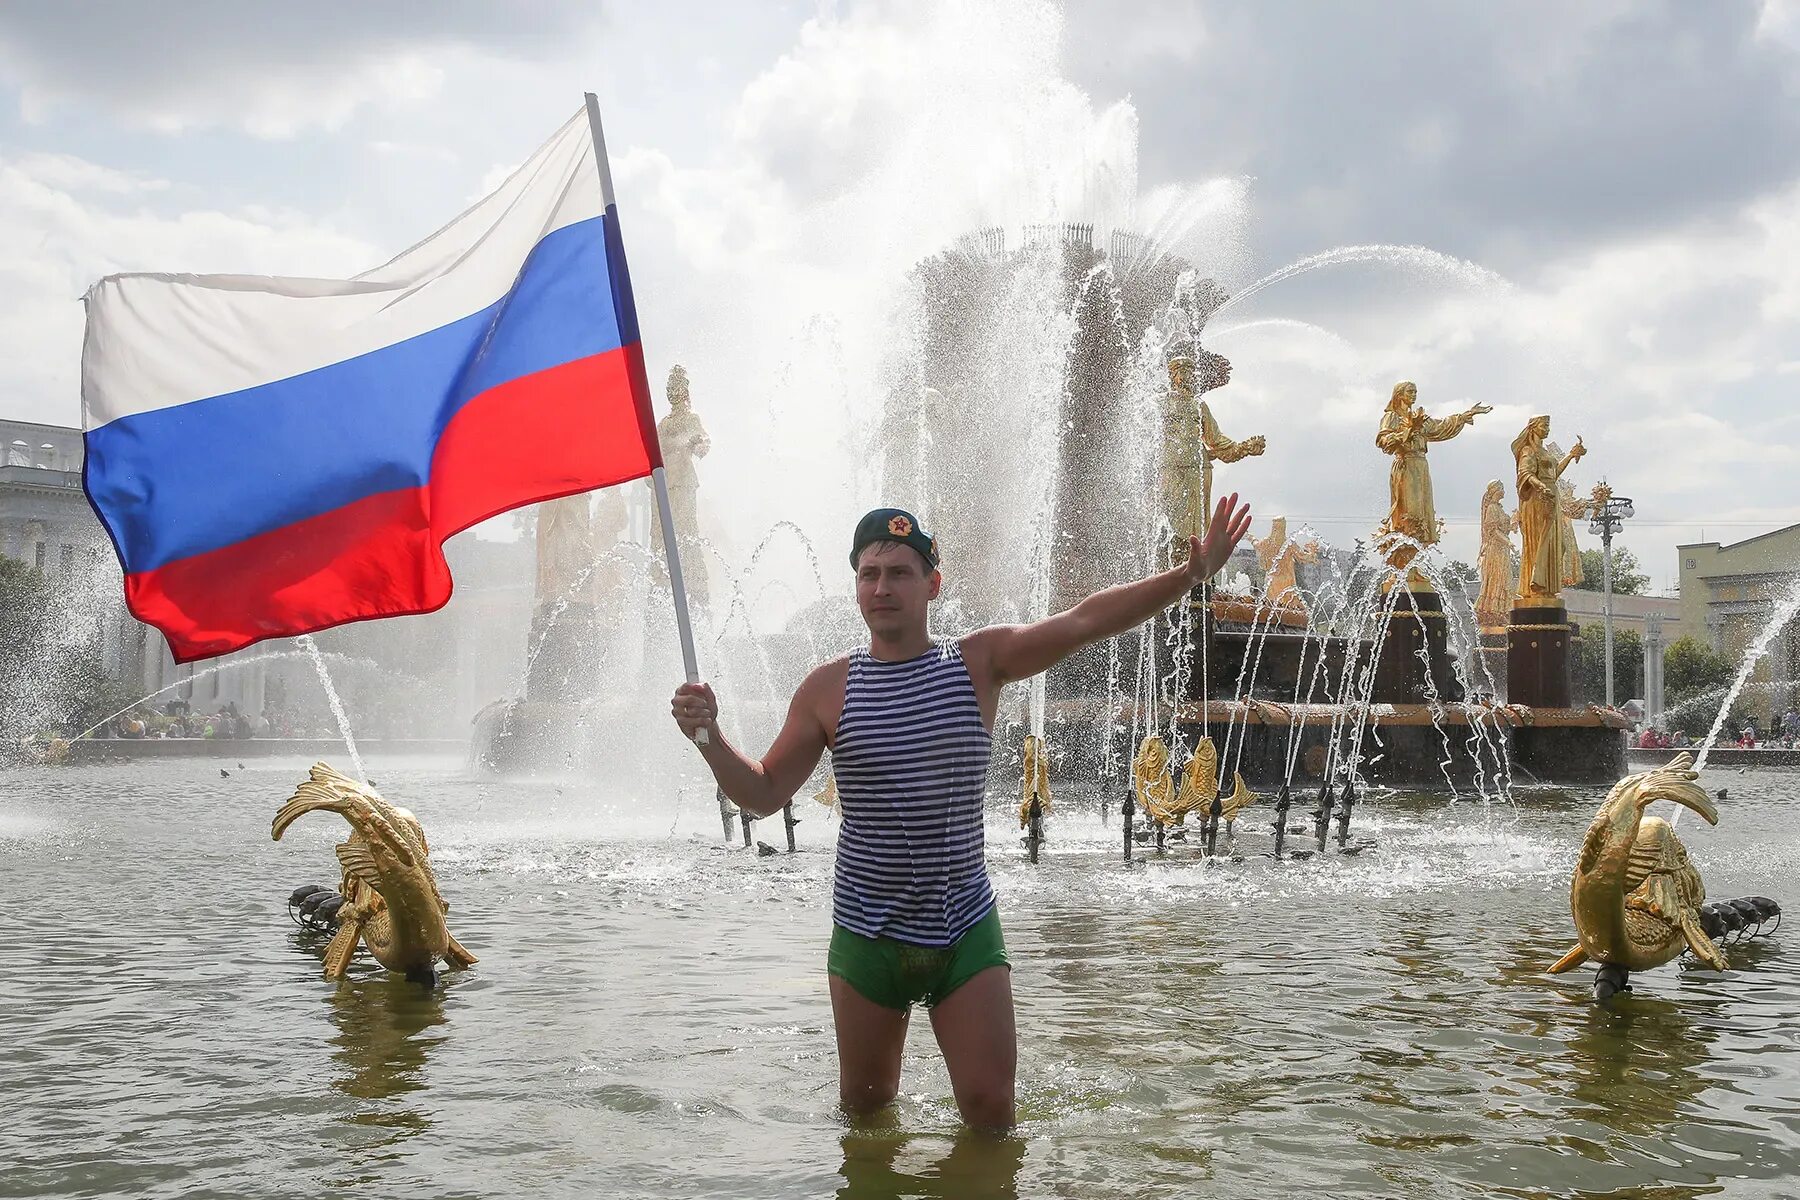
[
  {"x1": 1218, "y1": 773, "x2": 1256, "y2": 823},
  {"x1": 1173, "y1": 734, "x2": 1256, "y2": 825},
  {"x1": 534, "y1": 493, "x2": 593, "y2": 605},
  {"x1": 1474, "y1": 480, "x2": 1514, "y2": 631},
  {"x1": 273, "y1": 763, "x2": 477, "y2": 983},
  {"x1": 1545, "y1": 443, "x2": 1592, "y2": 588},
  {"x1": 1548, "y1": 753, "x2": 1726, "y2": 978},
  {"x1": 655, "y1": 364, "x2": 712, "y2": 603},
  {"x1": 815, "y1": 774, "x2": 839, "y2": 809},
  {"x1": 1373, "y1": 382, "x2": 1490, "y2": 579},
  {"x1": 590, "y1": 486, "x2": 630, "y2": 606},
  {"x1": 1161, "y1": 352, "x2": 1264, "y2": 549},
  {"x1": 1253, "y1": 517, "x2": 1321, "y2": 613},
  {"x1": 1131, "y1": 735, "x2": 1178, "y2": 825},
  {"x1": 1512, "y1": 416, "x2": 1586, "y2": 602},
  {"x1": 1018, "y1": 734, "x2": 1051, "y2": 827},
  {"x1": 1172, "y1": 735, "x2": 1219, "y2": 822}
]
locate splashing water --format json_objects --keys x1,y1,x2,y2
[
  {"x1": 1209, "y1": 317, "x2": 1360, "y2": 364},
  {"x1": 1213, "y1": 244, "x2": 1511, "y2": 318},
  {"x1": 300, "y1": 634, "x2": 365, "y2": 783},
  {"x1": 1694, "y1": 582, "x2": 1800, "y2": 773}
]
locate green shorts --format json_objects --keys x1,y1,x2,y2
[{"x1": 827, "y1": 905, "x2": 1009, "y2": 1011}]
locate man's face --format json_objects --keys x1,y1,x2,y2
[{"x1": 854, "y1": 542, "x2": 940, "y2": 638}]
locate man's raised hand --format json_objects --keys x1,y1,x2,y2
[{"x1": 1183, "y1": 492, "x2": 1254, "y2": 585}]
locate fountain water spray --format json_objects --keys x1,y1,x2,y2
[{"x1": 1691, "y1": 581, "x2": 1800, "y2": 775}]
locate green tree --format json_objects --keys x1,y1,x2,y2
[
  {"x1": 0, "y1": 556, "x2": 49, "y2": 685},
  {"x1": 1440, "y1": 559, "x2": 1479, "y2": 592},
  {"x1": 1572, "y1": 624, "x2": 1644, "y2": 706},
  {"x1": 0, "y1": 556, "x2": 138, "y2": 754},
  {"x1": 1662, "y1": 635, "x2": 1738, "y2": 737},
  {"x1": 1579, "y1": 545, "x2": 1648, "y2": 595}
]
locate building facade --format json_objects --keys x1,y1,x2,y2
[
  {"x1": 0, "y1": 418, "x2": 144, "y2": 684},
  {"x1": 1677, "y1": 524, "x2": 1800, "y2": 726},
  {"x1": 3, "y1": 419, "x2": 534, "y2": 735},
  {"x1": 1559, "y1": 588, "x2": 1681, "y2": 641}
]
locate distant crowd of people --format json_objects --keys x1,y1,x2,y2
[
  {"x1": 1635, "y1": 707, "x2": 1800, "y2": 751},
  {"x1": 105, "y1": 700, "x2": 330, "y2": 741}
]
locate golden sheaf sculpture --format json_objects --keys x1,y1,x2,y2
[
  {"x1": 1548, "y1": 753, "x2": 1727, "y2": 977},
  {"x1": 1018, "y1": 734, "x2": 1051, "y2": 827},
  {"x1": 273, "y1": 762, "x2": 476, "y2": 983}
]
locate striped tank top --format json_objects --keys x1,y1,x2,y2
[{"x1": 830, "y1": 641, "x2": 994, "y2": 946}]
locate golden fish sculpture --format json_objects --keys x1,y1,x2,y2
[
  {"x1": 1131, "y1": 735, "x2": 1178, "y2": 826},
  {"x1": 1174, "y1": 736, "x2": 1257, "y2": 824},
  {"x1": 273, "y1": 762, "x2": 476, "y2": 984},
  {"x1": 1548, "y1": 752, "x2": 1726, "y2": 978},
  {"x1": 1172, "y1": 736, "x2": 1219, "y2": 822},
  {"x1": 1215, "y1": 772, "x2": 1257, "y2": 823},
  {"x1": 1018, "y1": 734, "x2": 1051, "y2": 827}
]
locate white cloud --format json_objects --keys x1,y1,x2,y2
[
  {"x1": 0, "y1": 0, "x2": 1793, "y2": 594},
  {"x1": 7, "y1": 152, "x2": 167, "y2": 194},
  {"x1": 0, "y1": 5, "x2": 594, "y2": 138},
  {"x1": 0, "y1": 152, "x2": 375, "y2": 421}
]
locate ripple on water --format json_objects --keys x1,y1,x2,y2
[{"x1": 1, "y1": 759, "x2": 1798, "y2": 1198}]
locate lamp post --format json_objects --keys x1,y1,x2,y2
[{"x1": 1588, "y1": 482, "x2": 1635, "y2": 708}]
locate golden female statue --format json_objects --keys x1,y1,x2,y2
[
  {"x1": 1547, "y1": 453, "x2": 1591, "y2": 589},
  {"x1": 1474, "y1": 480, "x2": 1514, "y2": 631},
  {"x1": 1161, "y1": 352, "x2": 1264, "y2": 549},
  {"x1": 535, "y1": 494, "x2": 593, "y2": 605},
  {"x1": 1373, "y1": 382, "x2": 1490, "y2": 577},
  {"x1": 1513, "y1": 416, "x2": 1586, "y2": 602},
  {"x1": 1254, "y1": 516, "x2": 1321, "y2": 613},
  {"x1": 656, "y1": 364, "x2": 712, "y2": 603}
]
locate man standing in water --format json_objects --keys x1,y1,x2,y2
[{"x1": 671, "y1": 494, "x2": 1252, "y2": 1128}]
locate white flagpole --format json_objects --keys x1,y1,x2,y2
[{"x1": 583, "y1": 91, "x2": 710, "y2": 746}]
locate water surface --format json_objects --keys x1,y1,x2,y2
[{"x1": 2, "y1": 758, "x2": 1796, "y2": 1198}]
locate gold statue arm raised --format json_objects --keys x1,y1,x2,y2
[
  {"x1": 1200, "y1": 401, "x2": 1266, "y2": 464},
  {"x1": 1421, "y1": 405, "x2": 1486, "y2": 442}
]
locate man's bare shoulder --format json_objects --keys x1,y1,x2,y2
[
  {"x1": 793, "y1": 655, "x2": 852, "y2": 743},
  {"x1": 794, "y1": 654, "x2": 852, "y2": 712},
  {"x1": 958, "y1": 626, "x2": 1021, "y2": 682},
  {"x1": 799, "y1": 654, "x2": 852, "y2": 693}
]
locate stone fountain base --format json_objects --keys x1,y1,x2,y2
[
  {"x1": 1046, "y1": 696, "x2": 1628, "y2": 788},
  {"x1": 469, "y1": 699, "x2": 598, "y2": 776}
]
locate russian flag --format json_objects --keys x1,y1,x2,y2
[{"x1": 81, "y1": 111, "x2": 659, "y2": 662}]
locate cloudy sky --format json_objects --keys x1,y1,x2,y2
[{"x1": 3, "y1": 0, "x2": 1797, "y2": 596}]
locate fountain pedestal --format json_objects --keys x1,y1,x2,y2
[
  {"x1": 1507, "y1": 603, "x2": 1572, "y2": 708},
  {"x1": 1476, "y1": 630, "x2": 1508, "y2": 700},
  {"x1": 525, "y1": 602, "x2": 599, "y2": 703},
  {"x1": 471, "y1": 602, "x2": 601, "y2": 774},
  {"x1": 1373, "y1": 587, "x2": 1463, "y2": 703}
]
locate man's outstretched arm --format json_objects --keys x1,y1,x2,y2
[
  {"x1": 671, "y1": 663, "x2": 835, "y2": 818},
  {"x1": 968, "y1": 492, "x2": 1253, "y2": 688}
]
